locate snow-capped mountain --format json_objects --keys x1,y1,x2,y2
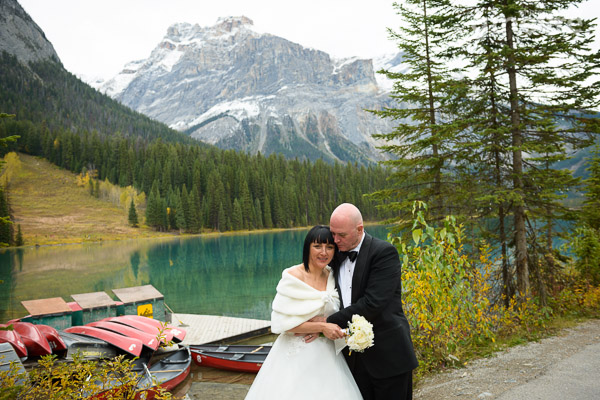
[{"x1": 97, "y1": 16, "x2": 405, "y2": 163}]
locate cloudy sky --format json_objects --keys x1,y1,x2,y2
[{"x1": 18, "y1": 0, "x2": 600, "y2": 81}]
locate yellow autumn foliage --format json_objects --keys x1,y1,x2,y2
[
  {"x1": 0, "y1": 152, "x2": 22, "y2": 186},
  {"x1": 396, "y1": 203, "x2": 550, "y2": 374}
]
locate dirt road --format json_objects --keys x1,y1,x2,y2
[
  {"x1": 414, "y1": 319, "x2": 600, "y2": 399},
  {"x1": 182, "y1": 319, "x2": 600, "y2": 399}
]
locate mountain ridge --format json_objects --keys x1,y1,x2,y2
[
  {"x1": 0, "y1": 0, "x2": 60, "y2": 65},
  {"x1": 96, "y1": 16, "x2": 403, "y2": 163}
]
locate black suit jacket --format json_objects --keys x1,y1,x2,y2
[{"x1": 327, "y1": 233, "x2": 418, "y2": 378}]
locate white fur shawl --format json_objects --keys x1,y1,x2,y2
[{"x1": 270, "y1": 266, "x2": 340, "y2": 334}]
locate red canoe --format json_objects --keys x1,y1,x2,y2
[
  {"x1": 102, "y1": 317, "x2": 174, "y2": 344},
  {"x1": 92, "y1": 346, "x2": 191, "y2": 400},
  {"x1": 64, "y1": 326, "x2": 143, "y2": 357},
  {"x1": 86, "y1": 321, "x2": 160, "y2": 351},
  {"x1": 0, "y1": 325, "x2": 28, "y2": 359},
  {"x1": 36, "y1": 324, "x2": 67, "y2": 353},
  {"x1": 116, "y1": 315, "x2": 186, "y2": 343},
  {"x1": 12, "y1": 322, "x2": 52, "y2": 357},
  {"x1": 190, "y1": 344, "x2": 270, "y2": 373},
  {"x1": 140, "y1": 346, "x2": 191, "y2": 394}
]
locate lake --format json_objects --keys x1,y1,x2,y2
[{"x1": 0, "y1": 225, "x2": 390, "y2": 323}]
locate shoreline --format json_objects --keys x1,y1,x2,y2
[{"x1": 4, "y1": 222, "x2": 386, "y2": 251}]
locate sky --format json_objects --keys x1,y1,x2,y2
[{"x1": 18, "y1": 0, "x2": 600, "y2": 82}]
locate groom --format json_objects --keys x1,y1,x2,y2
[{"x1": 325, "y1": 203, "x2": 418, "y2": 400}]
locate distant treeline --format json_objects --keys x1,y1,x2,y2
[
  {"x1": 0, "y1": 52, "x2": 195, "y2": 145},
  {"x1": 0, "y1": 51, "x2": 392, "y2": 232},
  {"x1": 0, "y1": 118, "x2": 391, "y2": 232}
]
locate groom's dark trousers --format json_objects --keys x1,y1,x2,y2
[{"x1": 327, "y1": 233, "x2": 418, "y2": 400}]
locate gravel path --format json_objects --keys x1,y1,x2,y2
[
  {"x1": 414, "y1": 319, "x2": 600, "y2": 400},
  {"x1": 183, "y1": 319, "x2": 600, "y2": 399}
]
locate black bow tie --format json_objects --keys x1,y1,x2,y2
[{"x1": 339, "y1": 250, "x2": 358, "y2": 262}]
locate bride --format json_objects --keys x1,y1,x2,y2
[{"x1": 245, "y1": 225, "x2": 363, "y2": 399}]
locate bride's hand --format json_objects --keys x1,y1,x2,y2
[{"x1": 302, "y1": 332, "x2": 319, "y2": 343}]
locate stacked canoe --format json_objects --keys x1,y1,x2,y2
[{"x1": 0, "y1": 315, "x2": 190, "y2": 398}]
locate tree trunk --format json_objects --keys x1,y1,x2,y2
[
  {"x1": 504, "y1": 8, "x2": 529, "y2": 300},
  {"x1": 422, "y1": 0, "x2": 442, "y2": 215}
]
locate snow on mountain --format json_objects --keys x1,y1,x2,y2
[
  {"x1": 96, "y1": 16, "x2": 405, "y2": 163},
  {"x1": 372, "y1": 52, "x2": 407, "y2": 92}
]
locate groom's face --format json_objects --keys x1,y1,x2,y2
[{"x1": 330, "y1": 215, "x2": 363, "y2": 252}]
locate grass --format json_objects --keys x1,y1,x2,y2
[{"x1": 5, "y1": 153, "x2": 174, "y2": 246}]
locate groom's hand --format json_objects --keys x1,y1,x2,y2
[{"x1": 321, "y1": 323, "x2": 345, "y2": 340}]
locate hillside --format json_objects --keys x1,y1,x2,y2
[{"x1": 6, "y1": 153, "x2": 171, "y2": 246}]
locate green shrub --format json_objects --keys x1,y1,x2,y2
[
  {"x1": 570, "y1": 226, "x2": 600, "y2": 286},
  {"x1": 0, "y1": 352, "x2": 173, "y2": 400},
  {"x1": 396, "y1": 203, "x2": 551, "y2": 375}
]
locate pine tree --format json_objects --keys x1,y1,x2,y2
[
  {"x1": 159, "y1": 197, "x2": 169, "y2": 232},
  {"x1": 15, "y1": 224, "x2": 23, "y2": 246},
  {"x1": 128, "y1": 199, "x2": 139, "y2": 227},
  {"x1": 582, "y1": 144, "x2": 600, "y2": 230},
  {"x1": 0, "y1": 185, "x2": 11, "y2": 246},
  {"x1": 254, "y1": 198, "x2": 263, "y2": 229},
  {"x1": 376, "y1": 0, "x2": 600, "y2": 301},
  {"x1": 372, "y1": 0, "x2": 471, "y2": 229},
  {"x1": 232, "y1": 199, "x2": 243, "y2": 231},
  {"x1": 263, "y1": 194, "x2": 273, "y2": 229},
  {"x1": 180, "y1": 184, "x2": 190, "y2": 232},
  {"x1": 218, "y1": 203, "x2": 227, "y2": 232},
  {"x1": 473, "y1": 0, "x2": 600, "y2": 299},
  {"x1": 174, "y1": 189, "x2": 186, "y2": 232},
  {"x1": 145, "y1": 181, "x2": 161, "y2": 229}
]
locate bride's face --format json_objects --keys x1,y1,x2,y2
[{"x1": 309, "y1": 241, "x2": 335, "y2": 271}]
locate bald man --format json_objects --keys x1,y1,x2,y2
[{"x1": 327, "y1": 203, "x2": 418, "y2": 400}]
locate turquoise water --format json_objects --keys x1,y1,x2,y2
[{"x1": 0, "y1": 225, "x2": 390, "y2": 323}]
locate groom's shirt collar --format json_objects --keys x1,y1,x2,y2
[{"x1": 339, "y1": 231, "x2": 365, "y2": 307}]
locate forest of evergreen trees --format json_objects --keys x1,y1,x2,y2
[
  {"x1": 0, "y1": 50, "x2": 393, "y2": 237},
  {"x1": 0, "y1": 52, "x2": 194, "y2": 145},
  {"x1": 0, "y1": 117, "x2": 391, "y2": 233}
]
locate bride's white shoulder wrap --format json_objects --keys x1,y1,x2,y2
[{"x1": 270, "y1": 267, "x2": 339, "y2": 334}]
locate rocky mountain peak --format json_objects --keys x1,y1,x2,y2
[
  {"x1": 0, "y1": 0, "x2": 60, "y2": 65},
  {"x1": 97, "y1": 17, "x2": 403, "y2": 164},
  {"x1": 215, "y1": 16, "x2": 254, "y2": 32}
]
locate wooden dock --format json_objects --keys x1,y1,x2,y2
[{"x1": 169, "y1": 313, "x2": 271, "y2": 345}]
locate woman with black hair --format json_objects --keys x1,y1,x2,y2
[{"x1": 245, "y1": 225, "x2": 362, "y2": 399}]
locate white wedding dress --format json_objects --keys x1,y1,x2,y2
[{"x1": 245, "y1": 266, "x2": 362, "y2": 399}]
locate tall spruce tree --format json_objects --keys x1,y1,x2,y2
[
  {"x1": 582, "y1": 144, "x2": 600, "y2": 229},
  {"x1": 145, "y1": 181, "x2": 161, "y2": 229},
  {"x1": 128, "y1": 199, "x2": 139, "y2": 227},
  {"x1": 376, "y1": 0, "x2": 600, "y2": 302},
  {"x1": 372, "y1": 0, "x2": 471, "y2": 229},
  {"x1": 15, "y1": 224, "x2": 23, "y2": 246},
  {"x1": 471, "y1": 0, "x2": 600, "y2": 299}
]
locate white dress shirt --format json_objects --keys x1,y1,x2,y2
[{"x1": 338, "y1": 232, "x2": 365, "y2": 307}]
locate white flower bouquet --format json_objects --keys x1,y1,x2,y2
[{"x1": 345, "y1": 314, "x2": 374, "y2": 354}]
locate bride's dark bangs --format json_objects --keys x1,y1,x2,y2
[{"x1": 307, "y1": 225, "x2": 335, "y2": 244}]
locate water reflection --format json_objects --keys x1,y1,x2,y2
[{"x1": 0, "y1": 226, "x2": 390, "y2": 322}]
